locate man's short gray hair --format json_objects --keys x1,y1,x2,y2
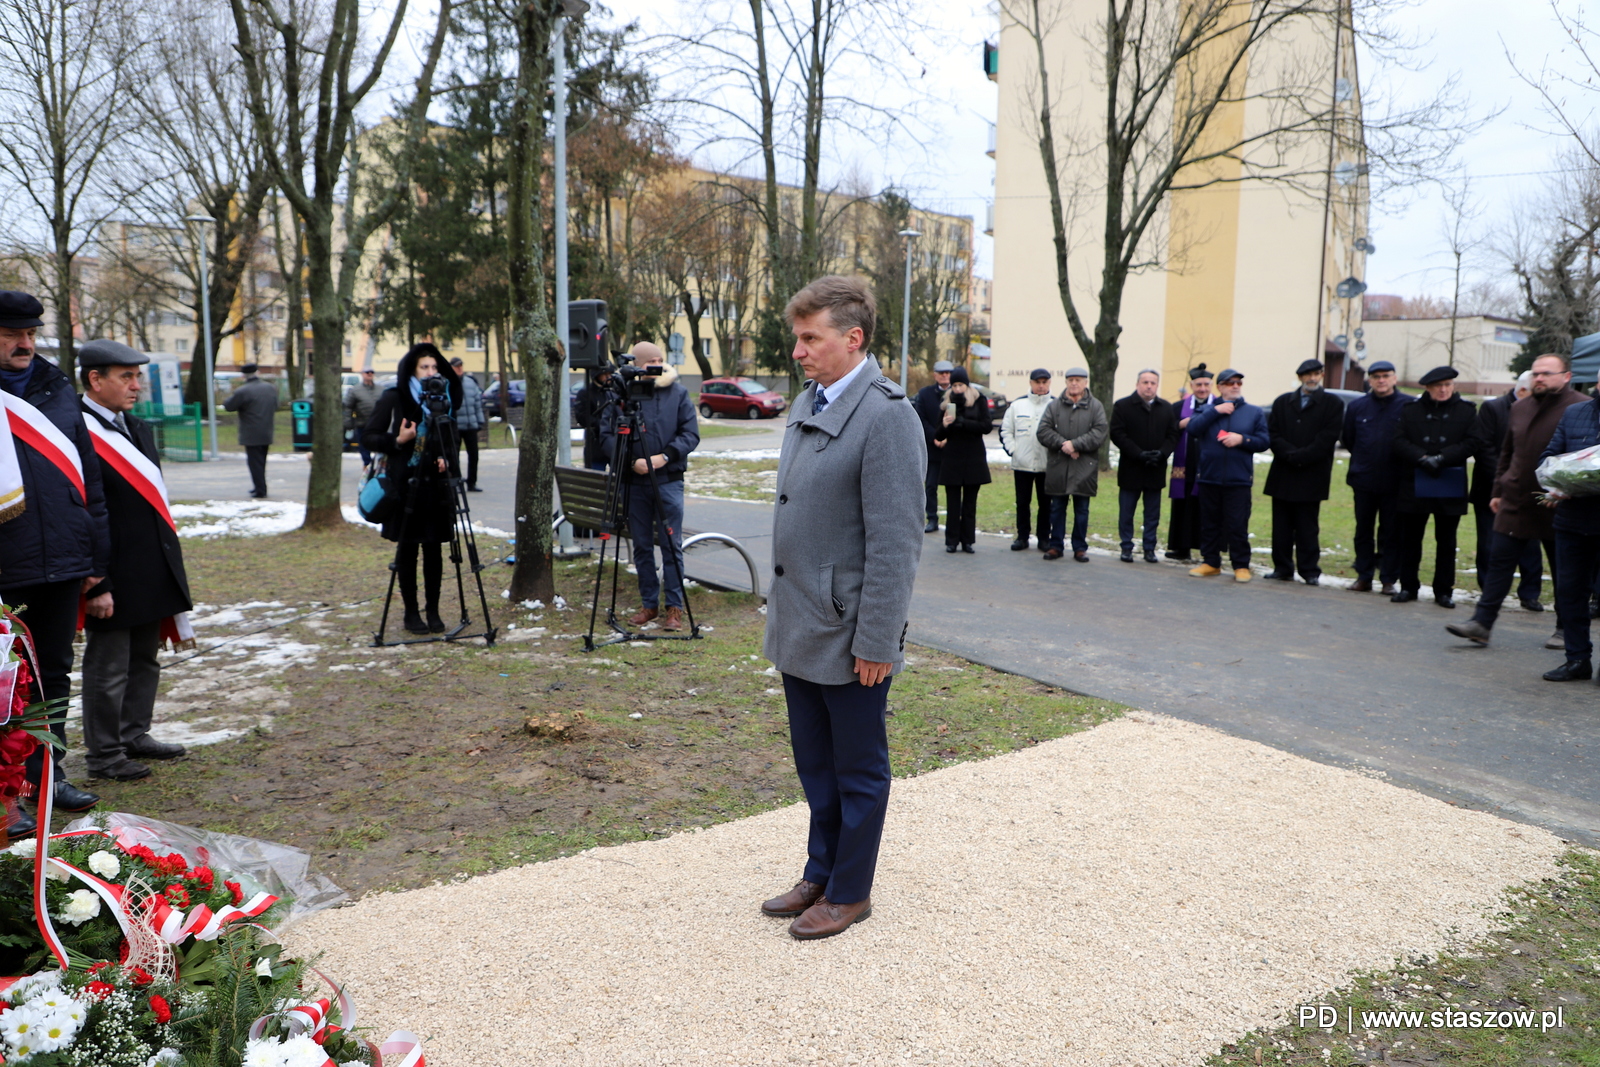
[
  {"x1": 784, "y1": 275, "x2": 876, "y2": 348},
  {"x1": 1136, "y1": 368, "x2": 1160, "y2": 379}
]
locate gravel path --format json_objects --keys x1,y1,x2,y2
[{"x1": 284, "y1": 713, "x2": 1564, "y2": 1066}]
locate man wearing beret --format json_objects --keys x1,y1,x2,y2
[
  {"x1": 1264, "y1": 359, "x2": 1345, "y2": 584},
  {"x1": 1390, "y1": 366, "x2": 1481, "y2": 607},
  {"x1": 0, "y1": 291, "x2": 109, "y2": 833},
  {"x1": 78, "y1": 340, "x2": 192, "y2": 781},
  {"x1": 1000, "y1": 368, "x2": 1054, "y2": 551},
  {"x1": 1186, "y1": 368, "x2": 1270, "y2": 580},
  {"x1": 223, "y1": 362, "x2": 279, "y2": 498},
  {"x1": 1341, "y1": 360, "x2": 1414, "y2": 593}
]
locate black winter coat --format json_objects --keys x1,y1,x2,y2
[
  {"x1": 1392, "y1": 392, "x2": 1480, "y2": 515},
  {"x1": 362, "y1": 378, "x2": 463, "y2": 545},
  {"x1": 1470, "y1": 391, "x2": 1515, "y2": 505},
  {"x1": 913, "y1": 383, "x2": 946, "y2": 455},
  {"x1": 81, "y1": 405, "x2": 192, "y2": 630},
  {"x1": 1341, "y1": 390, "x2": 1415, "y2": 493},
  {"x1": 1264, "y1": 389, "x2": 1345, "y2": 502},
  {"x1": 0, "y1": 359, "x2": 110, "y2": 590},
  {"x1": 934, "y1": 391, "x2": 993, "y2": 486},
  {"x1": 1109, "y1": 394, "x2": 1177, "y2": 490}
]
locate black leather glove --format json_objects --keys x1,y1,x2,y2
[
  {"x1": 1418, "y1": 454, "x2": 1443, "y2": 472},
  {"x1": 1140, "y1": 449, "x2": 1163, "y2": 466}
]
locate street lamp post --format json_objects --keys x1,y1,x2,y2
[
  {"x1": 185, "y1": 214, "x2": 219, "y2": 460},
  {"x1": 897, "y1": 228, "x2": 921, "y2": 392}
]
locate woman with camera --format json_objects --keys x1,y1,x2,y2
[
  {"x1": 363, "y1": 343, "x2": 463, "y2": 634},
  {"x1": 934, "y1": 366, "x2": 993, "y2": 554}
]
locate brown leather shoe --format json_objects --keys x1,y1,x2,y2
[
  {"x1": 628, "y1": 607, "x2": 658, "y2": 626},
  {"x1": 790, "y1": 896, "x2": 872, "y2": 940},
  {"x1": 1380, "y1": 582, "x2": 1396, "y2": 595},
  {"x1": 1349, "y1": 577, "x2": 1372, "y2": 592},
  {"x1": 661, "y1": 605, "x2": 684, "y2": 631},
  {"x1": 761, "y1": 879, "x2": 824, "y2": 917}
]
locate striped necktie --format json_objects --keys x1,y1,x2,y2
[{"x1": 813, "y1": 386, "x2": 829, "y2": 416}]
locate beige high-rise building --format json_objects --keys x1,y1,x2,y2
[{"x1": 988, "y1": 0, "x2": 1369, "y2": 403}]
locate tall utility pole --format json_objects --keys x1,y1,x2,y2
[
  {"x1": 898, "y1": 228, "x2": 920, "y2": 392},
  {"x1": 186, "y1": 214, "x2": 220, "y2": 459}
]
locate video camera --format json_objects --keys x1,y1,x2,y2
[
  {"x1": 611, "y1": 352, "x2": 665, "y2": 401},
  {"x1": 418, "y1": 375, "x2": 453, "y2": 417}
]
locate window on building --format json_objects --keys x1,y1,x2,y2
[
  {"x1": 465, "y1": 329, "x2": 485, "y2": 350},
  {"x1": 175, "y1": 339, "x2": 189, "y2": 353},
  {"x1": 272, "y1": 337, "x2": 286, "y2": 354},
  {"x1": 667, "y1": 332, "x2": 686, "y2": 366},
  {"x1": 700, "y1": 338, "x2": 711, "y2": 361}
]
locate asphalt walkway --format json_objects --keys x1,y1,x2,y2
[{"x1": 164, "y1": 435, "x2": 1600, "y2": 848}]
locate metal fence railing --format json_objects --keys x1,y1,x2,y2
[{"x1": 130, "y1": 402, "x2": 204, "y2": 463}]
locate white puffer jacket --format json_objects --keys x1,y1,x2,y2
[{"x1": 1000, "y1": 390, "x2": 1053, "y2": 473}]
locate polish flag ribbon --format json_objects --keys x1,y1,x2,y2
[
  {"x1": 81, "y1": 413, "x2": 173, "y2": 530},
  {"x1": 0, "y1": 391, "x2": 83, "y2": 503},
  {"x1": 147, "y1": 889, "x2": 279, "y2": 943}
]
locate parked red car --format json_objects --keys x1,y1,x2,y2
[{"x1": 697, "y1": 377, "x2": 788, "y2": 420}]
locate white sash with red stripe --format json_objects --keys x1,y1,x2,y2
[
  {"x1": 82, "y1": 412, "x2": 195, "y2": 648},
  {"x1": 0, "y1": 406, "x2": 21, "y2": 524},
  {"x1": 0, "y1": 389, "x2": 84, "y2": 503}
]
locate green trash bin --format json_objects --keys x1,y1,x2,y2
[{"x1": 291, "y1": 399, "x2": 314, "y2": 452}]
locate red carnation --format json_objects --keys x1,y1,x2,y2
[
  {"x1": 148, "y1": 994, "x2": 171, "y2": 1024},
  {"x1": 85, "y1": 981, "x2": 114, "y2": 1000},
  {"x1": 128, "y1": 966, "x2": 153, "y2": 987},
  {"x1": 225, "y1": 880, "x2": 244, "y2": 905},
  {"x1": 88, "y1": 961, "x2": 110, "y2": 974},
  {"x1": 163, "y1": 884, "x2": 189, "y2": 908},
  {"x1": 184, "y1": 865, "x2": 215, "y2": 890}
]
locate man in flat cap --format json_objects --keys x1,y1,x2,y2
[
  {"x1": 1165, "y1": 363, "x2": 1213, "y2": 561},
  {"x1": 1186, "y1": 368, "x2": 1270, "y2": 581},
  {"x1": 1264, "y1": 359, "x2": 1345, "y2": 583},
  {"x1": 78, "y1": 340, "x2": 192, "y2": 780},
  {"x1": 1341, "y1": 360, "x2": 1413, "y2": 593},
  {"x1": 912, "y1": 360, "x2": 957, "y2": 533},
  {"x1": 1036, "y1": 367, "x2": 1108, "y2": 562},
  {"x1": 999, "y1": 367, "x2": 1054, "y2": 551},
  {"x1": 223, "y1": 362, "x2": 279, "y2": 498},
  {"x1": 1390, "y1": 366, "x2": 1481, "y2": 607},
  {"x1": 0, "y1": 291, "x2": 108, "y2": 833}
]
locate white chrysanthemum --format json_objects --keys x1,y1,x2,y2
[
  {"x1": 242, "y1": 1037, "x2": 285, "y2": 1067},
  {"x1": 3, "y1": 837, "x2": 36, "y2": 858},
  {"x1": 87, "y1": 849, "x2": 120, "y2": 879},
  {"x1": 7, "y1": 1037, "x2": 39, "y2": 1060},
  {"x1": 44, "y1": 861, "x2": 69, "y2": 882},
  {"x1": 147, "y1": 1049, "x2": 184, "y2": 1066},
  {"x1": 279, "y1": 1034, "x2": 333, "y2": 1067},
  {"x1": 55, "y1": 888, "x2": 100, "y2": 925},
  {"x1": 28, "y1": 990, "x2": 76, "y2": 1014}
]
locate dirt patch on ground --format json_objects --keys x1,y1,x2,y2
[{"x1": 62, "y1": 523, "x2": 1118, "y2": 898}]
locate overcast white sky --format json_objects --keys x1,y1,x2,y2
[{"x1": 457, "y1": 0, "x2": 1592, "y2": 303}]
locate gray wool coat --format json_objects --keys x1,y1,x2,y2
[
  {"x1": 763, "y1": 358, "x2": 927, "y2": 686},
  {"x1": 223, "y1": 376, "x2": 279, "y2": 447},
  {"x1": 1036, "y1": 391, "x2": 1109, "y2": 497}
]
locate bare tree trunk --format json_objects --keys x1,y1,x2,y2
[{"x1": 507, "y1": 0, "x2": 561, "y2": 603}]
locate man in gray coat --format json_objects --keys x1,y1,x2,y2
[
  {"x1": 1036, "y1": 368, "x2": 1109, "y2": 561},
  {"x1": 223, "y1": 362, "x2": 279, "y2": 497},
  {"x1": 759, "y1": 275, "x2": 925, "y2": 941}
]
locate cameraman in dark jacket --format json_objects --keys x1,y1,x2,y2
[
  {"x1": 599, "y1": 342, "x2": 700, "y2": 631},
  {"x1": 1341, "y1": 360, "x2": 1414, "y2": 593},
  {"x1": 1390, "y1": 366, "x2": 1481, "y2": 608},
  {"x1": 574, "y1": 363, "x2": 616, "y2": 470}
]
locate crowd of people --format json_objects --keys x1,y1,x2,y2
[{"x1": 914, "y1": 350, "x2": 1600, "y2": 683}]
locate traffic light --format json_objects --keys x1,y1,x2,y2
[{"x1": 568, "y1": 299, "x2": 609, "y2": 369}]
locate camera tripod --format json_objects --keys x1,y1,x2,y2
[
  {"x1": 374, "y1": 398, "x2": 497, "y2": 647},
  {"x1": 584, "y1": 391, "x2": 700, "y2": 650}
]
